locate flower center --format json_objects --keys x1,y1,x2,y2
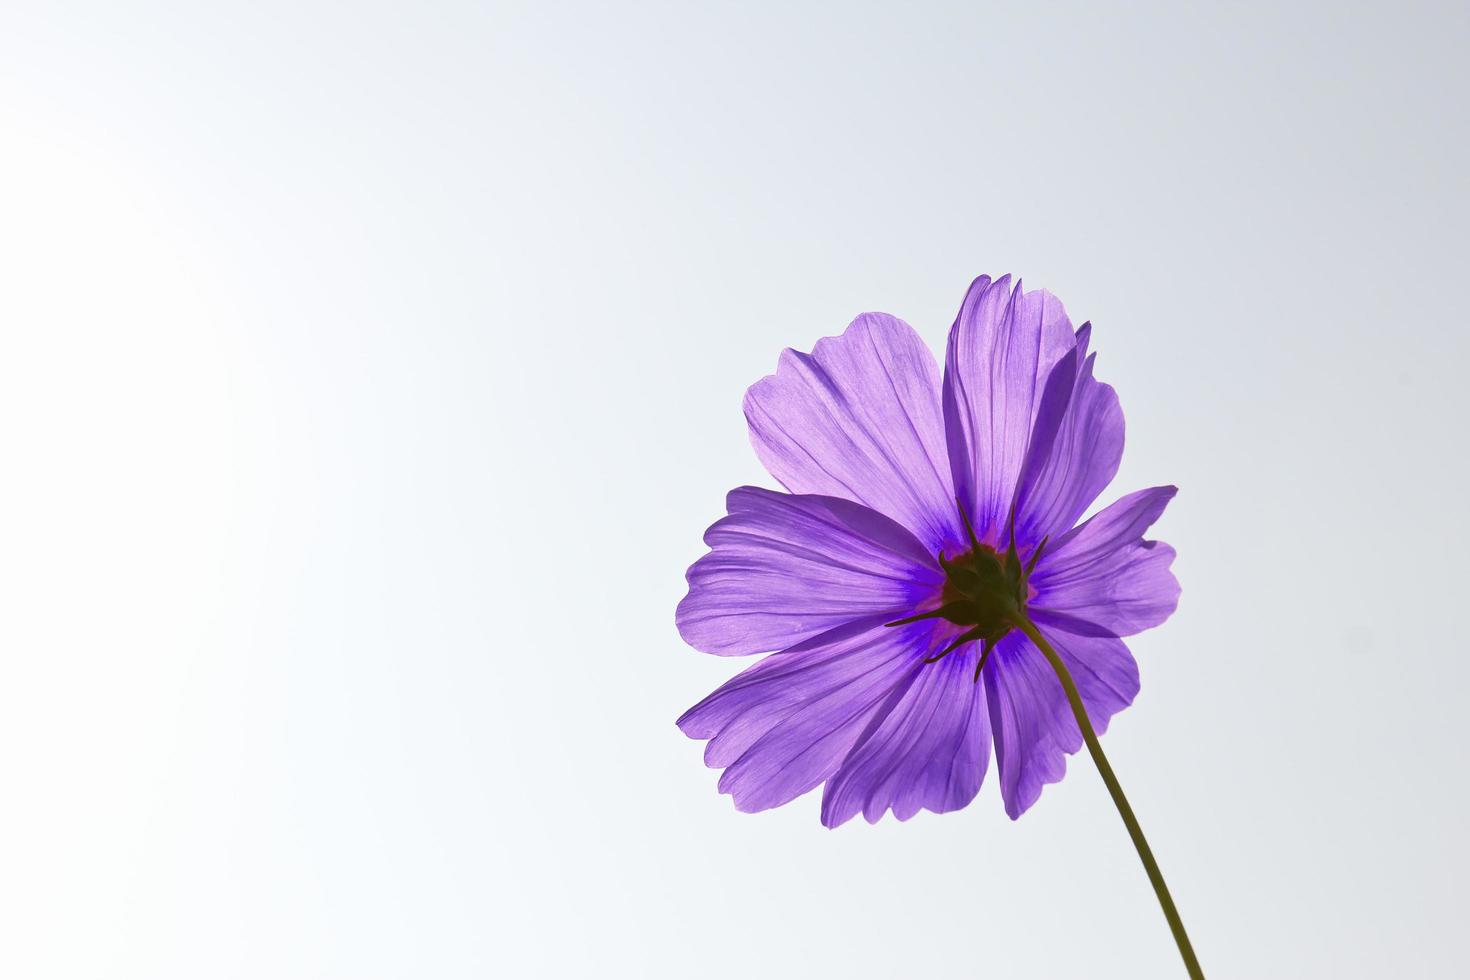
[
  {"x1": 935, "y1": 543, "x2": 1028, "y2": 642},
  {"x1": 886, "y1": 502, "x2": 1048, "y2": 681}
]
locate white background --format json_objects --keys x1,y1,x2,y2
[{"x1": 3, "y1": 3, "x2": 1467, "y2": 977}]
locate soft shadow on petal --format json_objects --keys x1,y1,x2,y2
[
  {"x1": 1011, "y1": 324, "x2": 1125, "y2": 548},
  {"x1": 820, "y1": 646, "x2": 990, "y2": 827},
  {"x1": 1029, "y1": 486, "x2": 1180, "y2": 638},
  {"x1": 984, "y1": 624, "x2": 1140, "y2": 819},
  {"x1": 678, "y1": 621, "x2": 944, "y2": 813},
  {"x1": 675, "y1": 487, "x2": 944, "y2": 656},
  {"x1": 942, "y1": 275, "x2": 1078, "y2": 546},
  {"x1": 743, "y1": 313, "x2": 959, "y2": 552}
]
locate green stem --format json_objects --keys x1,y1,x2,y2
[{"x1": 1011, "y1": 612, "x2": 1205, "y2": 980}]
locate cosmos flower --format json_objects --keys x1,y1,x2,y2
[{"x1": 674, "y1": 274, "x2": 1180, "y2": 827}]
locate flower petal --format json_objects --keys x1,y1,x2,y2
[
  {"x1": 820, "y1": 646, "x2": 991, "y2": 827},
  {"x1": 678, "y1": 622, "x2": 939, "y2": 813},
  {"x1": 985, "y1": 623, "x2": 1140, "y2": 819},
  {"x1": 942, "y1": 275, "x2": 1078, "y2": 547},
  {"x1": 675, "y1": 486, "x2": 943, "y2": 657},
  {"x1": 1029, "y1": 486, "x2": 1180, "y2": 637},
  {"x1": 1011, "y1": 325, "x2": 1126, "y2": 547},
  {"x1": 743, "y1": 313, "x2": 958, "y2": 551}
]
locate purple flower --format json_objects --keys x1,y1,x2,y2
[{"x1": 675, "y1": 275, "x2": 1180, "y2": 826}]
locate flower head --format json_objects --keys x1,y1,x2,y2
[{"x1": 675, "y1": 275, "x2": 1179, "y2": 826}]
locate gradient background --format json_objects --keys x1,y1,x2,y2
[{"x1": 3, "y1": 2, "x2": 1467, "y2": 977}]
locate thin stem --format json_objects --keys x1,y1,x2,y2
[{"x1": 1011, "y1": 612, "x2": 1205, "y2": 980}]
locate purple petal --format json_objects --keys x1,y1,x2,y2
[
  {"x1": 984, "y1": 624, "x2": 1140, "y2": 819},
  {"x1": 678, "y1": 622, "x2": 941, "y2": 813},
  {"x1": 820, "y1": 645, "x2": 991, "y2": 827},
  {"x1": 743, "y1": 313, "x2": 959, "y2": 552},
  {"x1": 1029, "y1": 486, "x2": 1180, "y2": 637},
  {"x1": 676, "y1": 487, "x2": 943, "y2": 656},
  {"x1": 942, "y1": 275, "x2": 1078, "y2": 547},
  {"x1": 1011, "y1": 326, "x2": 1125, "y2": 547}
]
